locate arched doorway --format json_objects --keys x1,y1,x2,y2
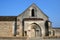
[{"x1": 27, "y1": 23, "x2": 42, "y2": 37}]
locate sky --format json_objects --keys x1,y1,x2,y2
[{"x1": 0, "y1": 0, "x2": 60, "y2": 28}]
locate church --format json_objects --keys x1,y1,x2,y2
[{"x1": 0, "y1": 3, "x2": 60, "y2": 38}]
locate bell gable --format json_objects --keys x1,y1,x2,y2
[{"x1": 18, "y1": 3, "x2": 49, "y2": 21}]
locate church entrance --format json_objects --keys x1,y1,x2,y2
[{"x1": 27, "y1": 23, "x2": 42, "y2": 37}]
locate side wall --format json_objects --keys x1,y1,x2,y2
[
  {"x1": 0, "y1": 21, "x2": 15, "y2": 37},
  {"x1": 53, "y1": 29, "x2": 60, "y2": 37}
]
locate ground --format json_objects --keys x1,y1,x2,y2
[{"x1": 0, "y1": 37, "x2": 60, "y2": 40}]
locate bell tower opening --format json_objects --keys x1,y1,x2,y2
[{"x1": 31, "y1": 9, "x2": 35, "y2": 17}]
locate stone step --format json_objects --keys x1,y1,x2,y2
[{"x1": 26, "y1": 37, "x2": 60, "y2": 40}]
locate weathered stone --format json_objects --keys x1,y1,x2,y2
[{"x1": 0, "y1": 3, "x2": 60, "y2": 38}]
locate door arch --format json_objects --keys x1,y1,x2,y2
[{"x1": 27, "y1": 23, "x2": 42, "y2": 37}]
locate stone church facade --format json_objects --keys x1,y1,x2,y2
[{"x1": 0, "y1": 3, "x2": 60, "y2": 37}]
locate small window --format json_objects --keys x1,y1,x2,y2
[
  {"x1": 24, "y1": 31, "x2": 27, "y2": 36},
  {"x1": 31, "y1": 9, "x2": 35, "y2": 17}
]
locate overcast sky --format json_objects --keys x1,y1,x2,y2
[{"x1": 0, "y1": 0, "x2": 60, "y2": 28}]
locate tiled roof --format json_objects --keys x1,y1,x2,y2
[{"x1": 0, "y1": 16, "x2": 17, "y2": 21}]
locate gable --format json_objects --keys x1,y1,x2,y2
[{"x1": 17, "y1": 3, "x2": 49, "y2": 21}]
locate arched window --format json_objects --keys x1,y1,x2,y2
[{"x1": 31, "y1": 9, "x2": 35, "y2": 17}]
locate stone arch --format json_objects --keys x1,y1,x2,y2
[{"x1": 27, "y1": 23, "x2": 42, "y2": 37}]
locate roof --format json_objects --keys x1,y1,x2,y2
[
  {"x1": 0, "y1": 16, "x2": 17, "y2": 21},
  {"x1": 53, "y1": 28, "x2": 60, "y2": 29}
]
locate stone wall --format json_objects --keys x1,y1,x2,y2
[
  {"x1": 53, "y1": 29, "x2": 60, "y2": 37},
  {"x1": 0, "y1": 21, "x2": 15, "y2": 37},
  {"x1": 16, "y1": 21, "x2": 22, "y2": 37},
  {"x1": 24, "y1": 20, "x2": 46, "y2": 37}
]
